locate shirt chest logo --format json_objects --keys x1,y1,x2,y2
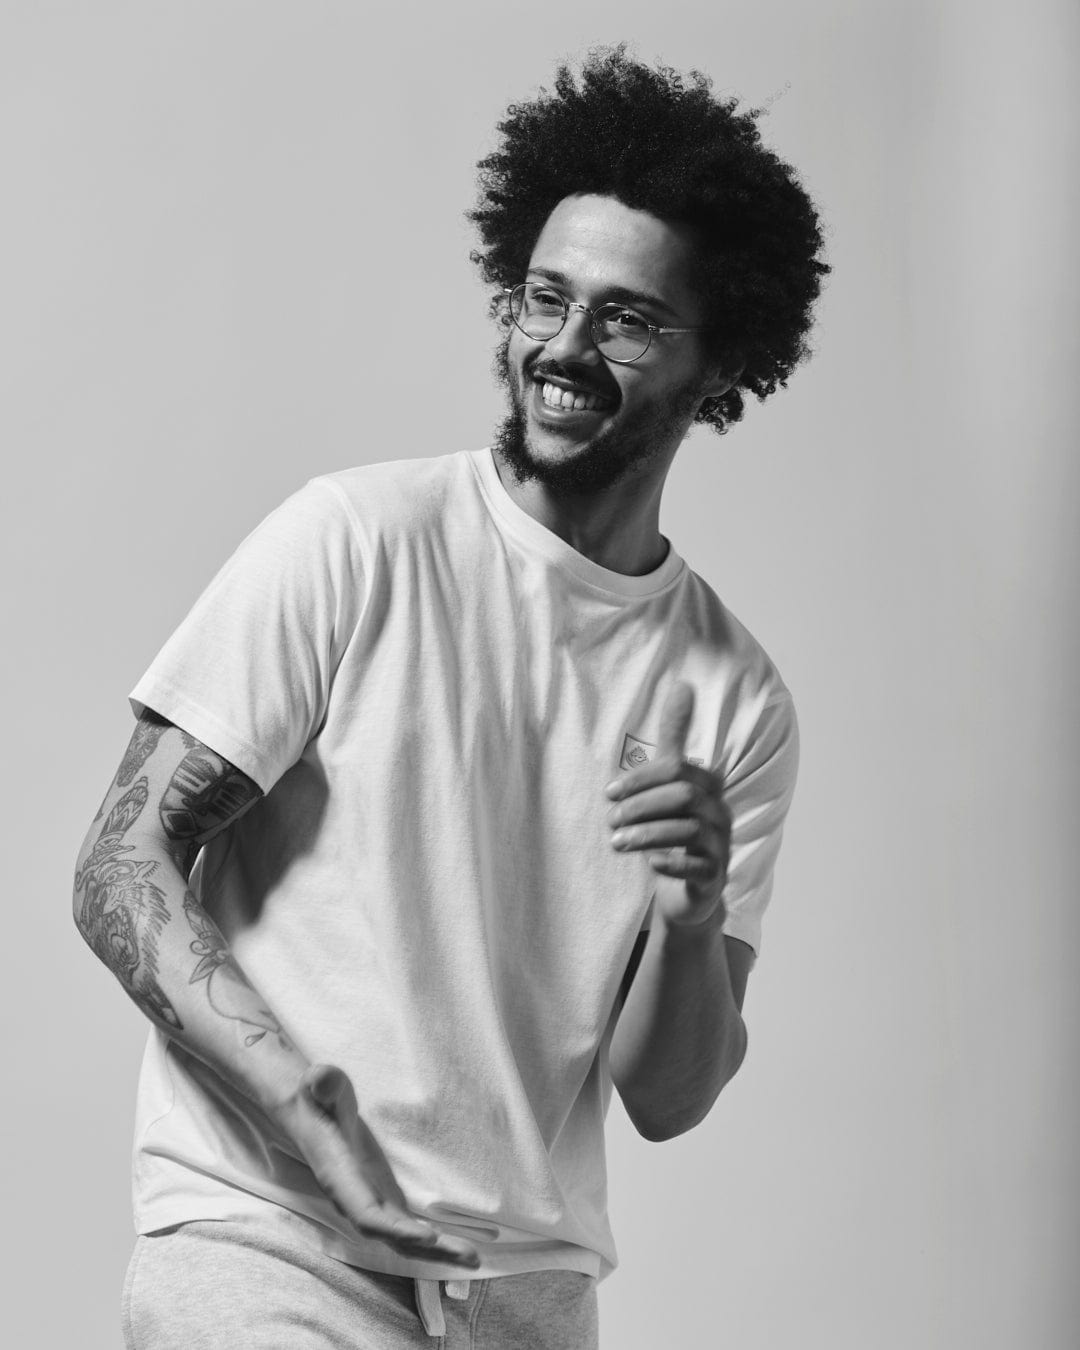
[{"x1": 620, "y1": 732, "x2": 704, "y2": 771}]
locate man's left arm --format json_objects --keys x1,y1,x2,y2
[
  {"x1": 611, "y1": 921, "x2": 754, "y2": 1142},
  {"x1": 607, "y1": 681, "x2": 797, "y2": 1142}
]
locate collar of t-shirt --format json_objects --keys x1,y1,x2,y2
[{"x1": 469, "y1": 447, "x2": 687, "y2": 601}]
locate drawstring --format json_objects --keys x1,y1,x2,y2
[{"x1": 413, "y1": 1278, "x2": 471, "y2": 1337}]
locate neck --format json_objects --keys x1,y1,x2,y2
[{"x1": 490, "y1": 450, "x2": 672, "y2": 576}]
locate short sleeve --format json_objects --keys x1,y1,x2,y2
[
  {"x1": 718, "y1": 692, "x2": 800, "y2": 959},
  {"x1": 129, "y1": 478, "x2": 365, "y2": 794}
]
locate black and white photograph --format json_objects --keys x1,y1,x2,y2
[{"x1": 4, "y1": 2, "x2": 1077, "y2": 1346}]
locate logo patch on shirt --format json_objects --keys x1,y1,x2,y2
[
  {"x1": 620, "y1": 733, "x2": 704, "y2": 771},
  {"x1": 620, "y1": 732, "x2": 654, "y2": 771}
]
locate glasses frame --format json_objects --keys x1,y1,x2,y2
[{"x1": 503, "y1": 283, "x2": 714, "y2": 365}]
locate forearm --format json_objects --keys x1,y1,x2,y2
[
  {"x1": 73, "y1": 826, "x2": 310, "y2": 1119},
  {"x1": 609, "y1": 909, "x2": 747, "y2": 1142}
]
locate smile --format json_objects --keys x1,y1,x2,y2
[{"x1": 536, "y1": 380, "x2": 615, "y2": 413}]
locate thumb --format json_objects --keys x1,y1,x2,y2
[{"x1": 657, "y1": 682, "x2": 695, "y2": 760}]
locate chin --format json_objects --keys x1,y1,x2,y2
[
  {"x1": 492, "y1": 339, "x2": 686, "y2": 495},
  {"x1": 494, "y1": 403, "x2": 654, "y2": 496}
]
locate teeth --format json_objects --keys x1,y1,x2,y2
[{"x1": 540, "y1": 381, "x2": 609, "y2": 412}]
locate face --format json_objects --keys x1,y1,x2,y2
[{"x1": 494, "y1": 193, "x2": 726, "y2": 495}]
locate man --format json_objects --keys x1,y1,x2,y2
[{"x1": 75, "y1": 48, "x2": 826, "y2": 1348}]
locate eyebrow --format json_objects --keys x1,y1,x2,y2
[{"x1": 526, "y1": 267, "x2": 683, "y2": 322}]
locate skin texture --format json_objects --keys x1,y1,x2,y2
[{"x1": 492, "y1": 193, "x2": 740, "y2": 577}]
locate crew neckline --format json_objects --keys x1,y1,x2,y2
[{"x1": 467, "y1": 447, "x2": 685, "y2": 600}]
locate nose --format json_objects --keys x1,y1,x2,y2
[{"x1": 543, "y1": 305, "x2": 603, "y2": 367}]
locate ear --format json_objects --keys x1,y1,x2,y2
[{"x1": 700, "y1": 355, "x2": 744, "y2": 400}]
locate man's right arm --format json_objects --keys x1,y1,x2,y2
[
  {"x1": 73, "y1": 710, "x2": 306, "y2": 1107},
  {"x1": 72, "y1": 709, "x2": 479, "y2": 1269}
]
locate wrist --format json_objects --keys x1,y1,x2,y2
[{"x1": 658, "y1": 895, "x2": 727, "y2": 938}]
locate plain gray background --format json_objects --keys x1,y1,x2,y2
[{"x1": 4, "y1": 1, "x2": 1077, "y2": 1345}]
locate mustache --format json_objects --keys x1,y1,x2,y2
[{"x1": 527, "y1": 359, "x2": 618, "y2": 403}]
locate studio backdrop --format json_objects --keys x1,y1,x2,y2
[{"x1": 2, "y1": 2, "x2": 1076, "y2": 1347}]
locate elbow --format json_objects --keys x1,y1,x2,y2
[
  {"x1": 729, "y1": 1018, "x2": 750, "y2": 1081},
  {"x1": 631, "y1": 1104, "x2": 709, "y2": 1144},
  {"x1": 629, "y1": 1032, "x2": 750, "y2": 1144},
  {"x1": 72, "y1": 862, "x2": 91, "y2": 943},
  {"x1": 72, "y1": 850, "x2": 85, "y2": 929},
  {"x1": 623, "y1": 1089, "x2": 715, "y2": 1144},
  {"x1": 634, "y1": 1117, "x2": 688, "y2": 1145},
  {"x1": 614, "y1": 1072, "x2": 687, "y2": 1143},
  {"x1": 71, "y1": 831, "x2": 98, "y2": 943}
]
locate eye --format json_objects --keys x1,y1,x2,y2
[
  {"x1": 526, "y1": 286, "x2": 567, "y2": 314},
  {"x1": 604, "y1": 307, "x2": 650, "y2": 334}
]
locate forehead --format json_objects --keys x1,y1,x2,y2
[{"x1": 526, "y1": 194, "x2": 702, "y2": 313}]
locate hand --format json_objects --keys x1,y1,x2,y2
[
  {"x1": 275, "y1": 1063, "x2": 481, "y2": 1270},
  {"x1": 606, "y1": 682, "x2": 730, "y2": 928}
]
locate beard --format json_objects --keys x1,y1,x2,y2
[{"x1": 491, "y1": 338, "x2": 705, "y2": 496}]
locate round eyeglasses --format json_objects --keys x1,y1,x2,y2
[{"x1": 504, "y1": 283, "x2": 712, "y2": 364}]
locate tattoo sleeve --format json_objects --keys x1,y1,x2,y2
[
  {"x1": 75, "y1": 779, "x2": 183, "y2": 1029},
  {"x1": 183, "y1": 894, "x2": 291, "y2": 1049},
  {"x1": 159, "y1": 742, "x2": 261, "y2": 846},
  {"x1": 92, "y1": 712, "x2": 168, "y2": 822},
  {"x1": 77, "y1": 728, "x2": 290, "y2": 1054}
]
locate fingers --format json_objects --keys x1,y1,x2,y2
[
  {"x1": 657, "y1": 681, "x2": 695, "y2": 759},
  {"x1": 608, "y1": 779, "x2": 722, "y2": 829},
  {"x1": 611, "y1": 815, "x2": 721, "y2": 854},
  {"x1": 330, "y1": 1194, "x2": 481, "y2": 1268},
  {"x1": 646, "y1": 848, "x2": 721, "y2": 881},
  {"x1": 292, "y1": 1065, "x2": 480, "y2": 1270},
  {"x1": 323, "y1": 1175, "x2": 482, "y2": 1268},
  {"x1": 606, "y1": 755, "x2": 713, "y2": 802},
  {"x1": 359, "y1": 1205, "x2": 482, "y2": 1268}
]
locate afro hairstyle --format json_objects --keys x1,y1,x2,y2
[{"x1": 469, "y1": 46, "x2": 829, "y2": 433}]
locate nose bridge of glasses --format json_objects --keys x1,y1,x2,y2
[{"x1": 549, "y1": 299, "x2": 601, "y2": 353}]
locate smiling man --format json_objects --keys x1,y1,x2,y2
[
  {"x1": 493, "y1": 195, "x2": 739, "y2": 565},
  {"x1": 75, "y1": 48, "x2": 827, "y2": 1349}
]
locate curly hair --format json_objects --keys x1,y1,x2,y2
[{"x1": 469, "y1": 47, "x2": 829, "y2": 433}]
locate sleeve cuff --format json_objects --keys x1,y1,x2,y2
[{"x1": 128, "y1": 675, "x2": 281, "y2": 796}]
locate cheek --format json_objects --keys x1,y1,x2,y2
[
  {"x1": 506, "y1": 329, "x2": 537, "y2": 375},
  {"x1": 621, "y1": 377, "x2": 702, "y2": 432},
  {"x1": 617, "y1": 373, "x2": 668, "y2": 414}
]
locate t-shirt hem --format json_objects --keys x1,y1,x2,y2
[{"x1": 134, "y1": 1194, "x2": 605, "y2": 1281}]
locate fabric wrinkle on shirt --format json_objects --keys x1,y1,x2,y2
[{"x1": 126, "y1": 446, "x2": 799, "y2": 1286}]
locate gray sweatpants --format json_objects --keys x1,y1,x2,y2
[{"x1": 121, "y1": 1219, "x2": 600, "y2": 1349}]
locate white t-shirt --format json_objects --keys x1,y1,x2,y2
[{"x1": 128, "y1": 446, "x2": 799, "y2": 1283}]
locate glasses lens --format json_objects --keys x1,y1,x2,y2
[
  {"x1": 593, "y1": 304, "x2": 651, "y2": 362},
  {"x1": 510, "y1": 284, "x2": 566, "y2": 340}
]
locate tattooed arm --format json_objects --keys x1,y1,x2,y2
[
  {"x1": 72, "y1": 710, "x2": 480, "y2": 1269},
  {"x1": 73, "y1": 710, "x2": 308, "y2": 1107}
]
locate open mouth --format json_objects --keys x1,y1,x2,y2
[{"x1": 533, "y1": 377, "x2": 616, "y2": 415}]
